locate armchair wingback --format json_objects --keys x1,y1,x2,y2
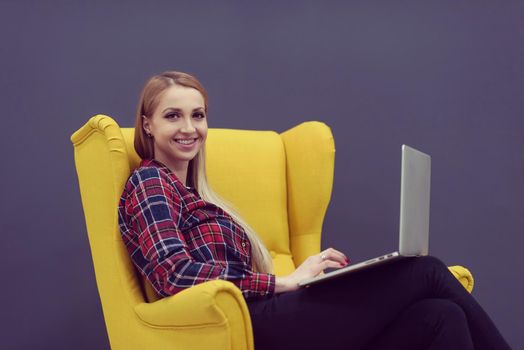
[{"x1": 71, "y1": 115, "x2": 473, "y2": 350}]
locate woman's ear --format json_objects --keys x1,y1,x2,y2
[{"x1": 142, "y1": 115, "x2": 151, "y2": 134}]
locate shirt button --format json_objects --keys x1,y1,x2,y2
[{"x1": 241, "y1": 242, "x2": 246, "y2": 247}]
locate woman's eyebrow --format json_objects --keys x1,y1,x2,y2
[{"x1": 162, "y1": 107, "x2": 205, "y2": 113}]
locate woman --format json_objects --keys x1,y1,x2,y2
[{"x1": 118, "y1": 70, "x2": 511, "y2": 349}]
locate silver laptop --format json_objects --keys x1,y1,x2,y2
[{"x1": 298, "y1": 145, "x2": 431, "y2": 288}]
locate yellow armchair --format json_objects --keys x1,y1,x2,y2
[{"x1": 71, "y1": 115, "x2": 474, "y2": 350}]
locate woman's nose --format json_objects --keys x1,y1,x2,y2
[{"x1": 180, "y1": 118, "x2": 196, "y2": 133}]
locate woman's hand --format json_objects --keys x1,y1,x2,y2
[{"x1": 275, "y1": 248, "x2": 350, "y2": 293}]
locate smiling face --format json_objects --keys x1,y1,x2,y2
[{"x1": 142, "y1": 84, "x2": 208, "y2": 178}]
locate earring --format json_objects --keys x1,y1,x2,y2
[{"x1": 147, "y1": 133, "x2": 153, "y2": 138}]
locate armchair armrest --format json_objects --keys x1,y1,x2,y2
[
  {"x1": 134, "y1": 279, "x2": 253, "y2": 329},
  {"x1": 448, "y1": 265, "x2": 474, "y2": 293},
  {"x1": 133, "y1": 280, "x2": 254, "y2": 350}
]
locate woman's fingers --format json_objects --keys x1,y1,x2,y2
[
  {"x1": 320, "y1": 247, "x2": 350, "y2": 265},
  {"x1": 322, "y1": 259, "x2": 346, "y2": 270},
  {"x1": 330, "y1": 247, "x2": 350, "y2": 262}
]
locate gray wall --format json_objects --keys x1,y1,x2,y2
[{"x1": 1, "y1": 1, "x2": 522, "y2": 349}]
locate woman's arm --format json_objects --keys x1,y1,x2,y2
[
  {"x1": 275, "y1": 275, "x2": 296, "y2": 293},
  {"x1": 122, "y1": 167, "x2": 275, "y2": 299}
]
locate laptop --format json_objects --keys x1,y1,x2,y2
[{"x1": 298, "y1": 145, "x2": 431, "y2": 288}]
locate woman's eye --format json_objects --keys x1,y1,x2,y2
[
  {"x1": 193, "y1": 112, "x2": 206, "y2": 119},
  {"x1": 165, "y1": 113, "x2": 179, "y2": 119}
]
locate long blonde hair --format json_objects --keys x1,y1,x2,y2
[{"x1": 134, "y1": 70, "x2": 273, "y2": 274}]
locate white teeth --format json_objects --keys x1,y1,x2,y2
[{"x1": 175, "y1": 138, "x2": 196, "y2": 145}]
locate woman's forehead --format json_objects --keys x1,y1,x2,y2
[{"x1": 156, "y1": 85, "x2": 205, "y2": 112}]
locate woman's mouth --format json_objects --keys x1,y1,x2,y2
[
  {"x1": 174, "y1": 138, "x2": 198, "y2": 145},
  {"x1": 173, "y1": 138, "x2": 200, "y2": 151}
]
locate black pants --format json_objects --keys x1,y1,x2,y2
[{"x1": 246, "y1": 256, "x2": 511, "y2": 350}]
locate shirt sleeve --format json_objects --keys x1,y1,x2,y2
[{"x1": 127, "y1": 168, "x2": 275, "y2": 299}]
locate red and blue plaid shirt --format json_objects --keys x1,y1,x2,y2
[{"x1": 118, "y1": 159, "x2": 275, "y2": 300}]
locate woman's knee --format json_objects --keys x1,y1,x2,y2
[
  {"x1": 418, "y1": 255, "x2": 447, "y2": 268},
  {"x1": 406, "y1": 256, "x2": 459, "y2": 293},
  {"x1": 412, "y1": 255, "x2": 450, "y2": 275}
]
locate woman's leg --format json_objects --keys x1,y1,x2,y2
[
  {"x1": 363, "y1": 299, "x2": 474, "y2": 350},
  {"x1": 247, "y1": 256, "x2": 510, "y2": 350}
]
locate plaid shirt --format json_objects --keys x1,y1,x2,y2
[{"x1": 118, "y1": 159, "x2": 275, "y2": 300}]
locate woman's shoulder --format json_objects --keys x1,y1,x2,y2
[
  {"x1": 126, "y1": 160, "x2": 174, "y2": 189},
  {"x1": 133, "y1": 165, "x2": 163, "y2": 180}
]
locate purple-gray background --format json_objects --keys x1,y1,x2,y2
[{"x1": 1, "y1": 1, "x2": 522, "y2": 349}]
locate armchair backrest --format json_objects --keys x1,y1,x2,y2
[{"x1": 71, "y1": 115, "x2": 335, "y2": 344}]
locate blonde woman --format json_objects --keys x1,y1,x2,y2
[{"x1": 118, "y1": 71, "x2": 510, "y2": 350}]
